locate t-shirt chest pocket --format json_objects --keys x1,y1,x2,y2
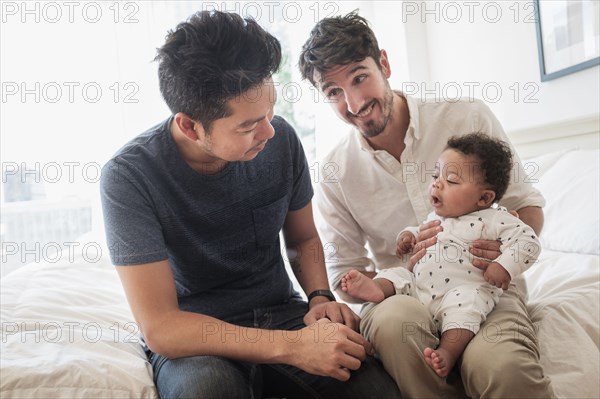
[{"x1": 252, "y1": 196, "x2": 289, "y2": 247}]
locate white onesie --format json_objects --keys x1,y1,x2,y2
[{"x1": 378, "y1": 206, "x2": 540, "y2": 334}]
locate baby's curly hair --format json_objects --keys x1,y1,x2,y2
[{"x1": 446, "y1": 133, "x2": 513, "y2": 202}]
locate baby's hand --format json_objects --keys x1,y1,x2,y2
[
  {"x1": 396, "y1": 231, "x2": 416, "y2": 258},
  {"x1": 483, "y1": 262, "x2": 511, "y2": 290}
]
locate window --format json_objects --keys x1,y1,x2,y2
[{"x1": 1, "y1": 1, "x2": 380, "y2": 277}]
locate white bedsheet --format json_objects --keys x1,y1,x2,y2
[
  {"x1": 0, "y1": 246, "x2": 158, "y2": 399},
  {"x1": 524, "y1": 249, "x2": 600, "y2": 398}
]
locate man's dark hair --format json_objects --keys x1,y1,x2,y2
[
  {"x1": 299, "y1": 11, "x2": 381, "y2": 87},
  {"x1": 446, "y1": 133, "x2": 513, "y2": 202},
  {"x1": 155, "y1": 11, "x2": 281, "y2": 132}
]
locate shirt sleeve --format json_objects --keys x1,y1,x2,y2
[
  {"x1": 315, "y1": 174, "x2": 375, "y2": 291},
  {"x1": 491, "y1": 208, "x2": 541, "y2": 278},
  {"x1": 283, "y1": 118, "x2": 314, "y2": 212},
  {"x1": 100, "y1": 160, "x2": 168, "y2": 265},
  {"x1": 473, "y1": 101, "x2": 546, "y2": 211}
]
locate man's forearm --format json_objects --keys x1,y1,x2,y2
[
  {"x1": 287, "y1": 236, "x2": 332, "y2": 303},
  {"x1": 516, "y1": 206, "x2": 544, "y2": 236},
  {"x1": 145, "y1": 311, "x2": 293, "y2": 363}
]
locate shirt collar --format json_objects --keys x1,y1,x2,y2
[
  {"x1": 398, "y1": 91, "x2": 420, "y2": 140},
  {"x1": 356, "y1": 131, "x2": 375, "y2": 153}
]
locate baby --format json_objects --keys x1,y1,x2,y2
[{"x1": 341, "y1": 132, "x2": 541, "y2": 377}]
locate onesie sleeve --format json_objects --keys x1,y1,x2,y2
[
  {"x1": 491, "y1": 207, "x2": 541, "y2": 278},
  {"x1": 396, "y1": 225, "x2": 420, "y2": 245},
  {"x1": 396, "y1": 211, "x2": 438, "y2": 244}
]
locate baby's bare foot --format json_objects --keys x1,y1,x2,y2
[
  {"x1": 341, "y1": 270, "x2": 385, "y2": 303},
  {"x1": 423, "y1": 347, "x2": 457, "y2": 378}
]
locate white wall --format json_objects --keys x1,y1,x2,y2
[
  {"x1": 407, "y1": 0, "x2": 599, "y2": 132},
  {"x1": 314, "y1": 0, "x2": 600, "y2": 159}
]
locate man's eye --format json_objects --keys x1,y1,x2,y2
[
  {"x1": 354, "y1": 75, "x2": 366, "y2": 84},
  {"x1": 242, "y1": 125, "x2": 257, "y2": 134},
  {"x1": 326, "y1": 88, "x2": 340, "y2": 98}
]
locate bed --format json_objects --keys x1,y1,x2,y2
[{"x1": 1, "y1": 123, "x2": 599, "y2": 398}]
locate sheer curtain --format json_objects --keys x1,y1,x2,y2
[{"x1": 1, "y1": 1, "x2": 395, "y2": 277}]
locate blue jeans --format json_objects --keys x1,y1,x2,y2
[{"x1": 149, "y1": 300, "x2": 400, "y2": 398}]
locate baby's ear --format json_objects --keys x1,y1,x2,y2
[{"x1": 478, "y1": 190, "x2": 496, "y2": 207}]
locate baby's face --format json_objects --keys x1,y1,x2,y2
[{"x1": 429, "y1": 149, "x2": 492, "y2": 218}]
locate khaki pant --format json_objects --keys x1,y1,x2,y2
[{"x1": 360, "y1": 281, "x2": 555, "y2": 399}]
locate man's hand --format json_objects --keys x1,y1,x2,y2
[
  {"x1": 483, "y1": 262, "x2": 511, "y2": 290},
  {"x1": 290, "y1": 318, "x2": 373, "y2": 381},
  {"x1": 409, "y1": 220, "x2": 443, "y2": 269},
  {"x1": 304, "y1": 301, "x2": 361, "y2": 332},
  {"x1": 470, "y1": 240, "x2": 502, "y2": 270}
]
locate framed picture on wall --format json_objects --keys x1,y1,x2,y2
[{"x1": 534, "y1": 0, "x2": 600, "y2": 81}]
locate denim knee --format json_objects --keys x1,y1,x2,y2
[{"x1": 152, "y1": 354, "x2": 258, "y2": 399}]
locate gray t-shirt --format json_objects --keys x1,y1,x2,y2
[{"x1": 100, "y1": 116, "x2": 312, "y2": 320}]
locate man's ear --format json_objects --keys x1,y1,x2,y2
[
  {"x1": 478, "y1": 190, "x2": 496, "y2": 207},
  {"x1": 379, "y1": 49, "x2": 392, "y2": 79},
  {"x1": 174, "y1": 112, "x2": 204, "y2": 141}
]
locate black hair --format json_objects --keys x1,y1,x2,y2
[
  {"x1": 446, "y1": 133, "x2": 513, "y2": 202},
  {"x1": 155, "y1": 11, "x2": 281, "y2": 132},
  {"x1": 299, "y1": 11, "x2": 381, "y2": 87}
]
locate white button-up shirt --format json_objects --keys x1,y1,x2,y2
[{"x1": 316, "y1": 94, "x2": 545, "y2": 290}]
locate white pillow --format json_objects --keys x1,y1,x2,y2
[
  {"x1": 522, "y1": 148, "x2": 574, "y2": 180},
  {"x1": 531, "y1": 149, "x2": 600, "y2": 255}
]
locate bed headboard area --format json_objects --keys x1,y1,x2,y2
[
  {"x1": 507, "y1": 114, "x2": 600, "y2": 257},
  {"x1": 507, "y1": 114, "x2": 600, "y2": 159}
]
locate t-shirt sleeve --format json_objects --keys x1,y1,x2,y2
[
  {"x1": 278, "y1": 117, "x2": 313, "y2": 211},
  {"x1": 100, "y1": 160, "x2": 168, "y2": 265}
]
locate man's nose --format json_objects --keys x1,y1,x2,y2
[
  {"x1": 345, "y1": 90, "x2": 366, "y2": 116},
  {"x1": 256, "y1": 118, "x2": 275, "y2": 141}
]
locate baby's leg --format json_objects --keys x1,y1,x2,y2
[
  {"x1": 341, "y1": 270, "x2": 388, "y2": 303},
  {"x1": 423, "y1": 282, "x2": 493, "y2": 378},
  {"x1": 424, "y1": 328, "x2": 474, "y2": 378}
]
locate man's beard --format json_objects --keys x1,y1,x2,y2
[{"x1": 356, "y1": 88, "x2": 394, "y2": 138}]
